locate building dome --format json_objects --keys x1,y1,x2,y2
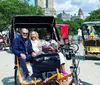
[{"x1": 78, "y1": 8, "x2": 84, "y2": 19}]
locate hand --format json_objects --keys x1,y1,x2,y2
[
  {"x1": 44, "y1": 45, "x2": 48, "y2": 48},
  {"x1": 20, "y1": 53, "x2": 26, "y2": 59},
  {"x1": 49, "y1": 46, "x2": 55, "y2": 51},
  {"x1": 32, "y1": 52, "x2": 37, "y2": 57}
]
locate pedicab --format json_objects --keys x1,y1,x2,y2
[
  {"x1": 10, "y1": 15, "x2": 80, "y2": 85},
  {"x1": 81, "y1": 21, "x2": 100, "y2": 57}
]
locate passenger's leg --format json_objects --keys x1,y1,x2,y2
[
  {"x1": 26, "y1": 54, "x2": 37, "y2": 79},
  {"x1": 19, "y1": 57, "x2": 29, "y2": 77},
  {"x1": 19, "y1": 55, "x2": 34, "y2": 81},
  {"x1": 58, "y1": 52, "x2": 68, "y2": 75}
]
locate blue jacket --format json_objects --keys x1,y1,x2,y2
[{"x1": 12, "y1": 35, "x2": 34, "y2": 56}]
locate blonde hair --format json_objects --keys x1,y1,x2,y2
[{"x1": 30, "y1": 31, "x2": 39, "y2": 40}]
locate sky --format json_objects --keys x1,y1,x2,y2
[
  {"x1": 30, "y1": 0, "x2": 100, "y2": 16},
  {"x1": 54, "y1": 0, "x2": 100, "y2": 16}
]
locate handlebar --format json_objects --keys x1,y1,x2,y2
[
  {"x1": 60, "y1": 43, "x2": 79, "y2": 60},
  {"x1": 60, "y1": 43, "x2": 79, "y2": 53}
]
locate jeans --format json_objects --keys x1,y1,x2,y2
[{"x1": 18, "y1": 54, "x2": 35, "y2": 76}]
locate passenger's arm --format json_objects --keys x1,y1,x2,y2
[
  {"x1": 28, "y1": 39, "x2": 35, "y2": 53},
  {"x1": 29, "y1": 39, "x2": 37, "y2": 57},
  {"x1": 12, "y1": 39, "x2": 21, "y2": 56}
]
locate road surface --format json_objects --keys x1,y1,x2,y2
[{"x1": 0, "y1": 50, "x2": 100, "y2": 85}]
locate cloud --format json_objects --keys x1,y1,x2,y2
[
  {"x1": 54, "y1": 0, "x2": 100, "y2": 16},
  {"x1": 71, "y1": 0, "x2": 87, "y2": 5},
  {"x1": 55, "y1": 0, "x2": 67, "y2": 4},
  {"x1": 54, "y1": 0, "x2": 78, "y2": 15}
]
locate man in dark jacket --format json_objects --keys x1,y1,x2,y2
[{"x1": 12, "y1": 28, "x2": 36, "y2": 82}]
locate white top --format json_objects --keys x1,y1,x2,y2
[
  {"x1": 42, "y1": 40, "x2": 58, "y2": 46},
  {"x1": 78, "y1": 29, "x2": 82, "y2": 36},
  {"x1": 31, "y1": 40, "x2": 42, "y2": 53}
]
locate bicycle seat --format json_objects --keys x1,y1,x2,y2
[{"x1": 33, "y1": 53, "x2": 60, "y2": 73}]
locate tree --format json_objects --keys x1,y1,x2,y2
[
  {"x1": 74, "y1": 18, "x2": 84, "y2": 26},
  {"x1": 85, "y1": 9, "x2": 100, "y2": 21},
  {"x1": 0, "y1": 0, "x2": 44, "y2": 31},
  {"x1": 56, "y1": 18, "x2": 64, "y2": 24},
  {"x1": 85, "y1": 9, "x2": 100, "y2": 36},
  {"x1": 63, "y1": 20, "x2": 80, "y2": 35}
]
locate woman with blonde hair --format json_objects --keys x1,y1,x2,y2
[
  {"x1": 30, "y1": 31, "x2": 42, "y2": 54},
  {"x1": 89, "y1": 26, "x2": 96, "y2": 39}
]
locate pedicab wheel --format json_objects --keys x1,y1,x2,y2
[
  {"x1": 0, "y1": 43, "x2": 4, "y2": 50},
  {"x1": 47, "y1": 80, "x2": 60, "y2": 85},
  {"x1": 14, "y1": 66, "x2": 18, "y2": 85}
]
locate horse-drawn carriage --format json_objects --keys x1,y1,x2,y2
[{"x1": 10, "y1": 15, "x2": 80, "y2": 85}]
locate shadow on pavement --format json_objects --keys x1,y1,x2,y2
[
  {"x1": 5, "y1": 50, "x2": 13, "y2": 54},
  {"x1": 94, "y1": 62, "x2": 100, "y2": 65},
  {"x1": 2, "y1": 76, "x2": 15, "y2": 85},
  {"x1": 80, "y1": 79, "x2": 93, "y2": 85}
]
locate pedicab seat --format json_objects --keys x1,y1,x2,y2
[{"x1": 33, "y1": 53, "x2": 60, "y2": 73}]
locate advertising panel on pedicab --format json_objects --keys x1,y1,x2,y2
[{"x1": 56, "y1": 24, "x2": 69, "y2": 44}]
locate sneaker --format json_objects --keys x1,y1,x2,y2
[
  {"x1": 37, "y1": 77, "x2": 42, "y2": 81},
  {"x1": 31, "y1": 74, "x2": 42, "y2": 81},
  {"x1": 30, "y1": 74, "x2": 35, "y2": 81},
  {"x1": 24, "y1": 75, "x2": 32, "y2": 82},
  {"x1": 61, "y1": 70, "x2": 68, "y2": 75}
]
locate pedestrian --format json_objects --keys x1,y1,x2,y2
[
  {"x1": 15, "y1": 28, "x2": 20, "y2": 38},
  {"x1": 77, "y1": 28, "x2": 82, "y2": 44}
]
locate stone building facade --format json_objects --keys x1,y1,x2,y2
[{"x1": 34, "y1": 0, "x2": 56, "y2": 17}]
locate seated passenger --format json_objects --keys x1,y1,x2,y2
[
  {"x1": 12, "y1": 28, "x2": 37, "y2": 82},
  {"x1": 89, "y1": 26, "x2": 96, "y2": 40},
  {"x1": 42, "y1": 33, "x2": 68, "y2": 75},
  {"x1": 30, "y1": 31, "x2": 43, "y2": 55}
]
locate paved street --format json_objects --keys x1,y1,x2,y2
[{"x1": 0, "y1": 50, "x2": 100, "y2": 85}]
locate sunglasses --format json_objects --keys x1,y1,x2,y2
[{"x1": 22, "y1": 33, "x2": 28, "y2": 35}]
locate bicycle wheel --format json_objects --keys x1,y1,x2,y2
[{"x1": 70, "y1": 43, "x2": 79, "y2": 53}]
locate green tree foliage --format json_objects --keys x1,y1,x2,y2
[
  {"x1": 74, "y1": 18, "x2": 84, "y2": 26},
  {"x1": 85, "y1": 9, "x2": 100, "y2": 21},
  {"x1": 56, "y1": 17, "x2": 83, "y2": 35},
  {"x1": 0, "y1": 0, "x2": 43, "y2": 31},
  {"x1": 56, "y1": 18, "x2": 63, "y2": 24},
  {"x1": 63, "y1": 20, "x2": 80, "y2": 35},
  {"x1": 85, "y1": 9, "x2": 100, "y2": 36}
]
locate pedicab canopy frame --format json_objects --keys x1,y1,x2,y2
[
  {"x1": 10, "y1": 15, "x2": 60, "y2": 45},
  {"x1": 81, "y1": 21, "x2": 100, "y2": 54}
]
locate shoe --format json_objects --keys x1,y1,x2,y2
[
  {"x1": 30, "y1": 74, "x2": 35, "y2": 81},
  {"x1": 61, "y1": 70, "x2": 68, "y2": 75},
  {"x1": 37, "y1": 77, "x2": 42, "y2": 81},
  {"x1": 31, "y1": 74, "x2": 42, "y2": 81},
  {"x1": 24, "y1": 75, "x2": 32, "y2": 82}
]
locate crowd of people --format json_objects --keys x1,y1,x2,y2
[{"x1": 12, "y1": 28, "x2": 68, "y2": 82}]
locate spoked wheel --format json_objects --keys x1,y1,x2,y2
[
  {"x1": 0, "y1": 43, "x2": 4, "y2": 50},
  {"x1": 14, "y1": 66, "x2": 18, "y2": 85},
  {"x1": 70, "y1": 43, "x2": 79, "y2": 53},
  {"x1": 45, "y1": 80, "x2": 60, "y2": 85}
]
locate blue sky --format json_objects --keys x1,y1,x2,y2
[{"x1": 30, "y1": 0, "x2": 100, "y2": 16}]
